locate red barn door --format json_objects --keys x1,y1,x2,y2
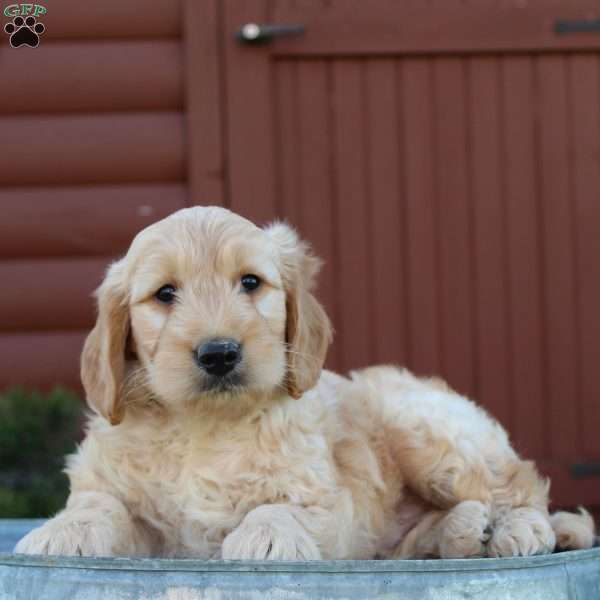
[{"x1": 222, "y1": 0, "x2": 600, "y2": 511}]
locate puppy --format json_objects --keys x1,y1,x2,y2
[{"x1": 16, "y1": 206, "x2": 594, "y2": 559}]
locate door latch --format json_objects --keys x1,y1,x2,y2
[{"x1": 236, "y1": 23, "x2": 305, "y2": 44}]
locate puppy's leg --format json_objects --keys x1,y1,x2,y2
[
  {"x1": 222, "y1": 504, "x2": 328, "y2": 560},
  {"x1": 399, "y1": 434, "x2": 557, "y2": 557},
  {"x1": 354, "y1": 367, "x2": 559, "y2": 557},
  {"x1": 390, "y1": 510, "x2": 445, "y2": 559},
  {"x1": 392, "y1": 501, "x2": 492, "y2": 559},
  {"x1": 15, "y1": 491, "x2": 152, "y2": 557}
]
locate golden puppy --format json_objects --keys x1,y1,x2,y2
[{"x1": 16, "y1": 207, "x2": 594, "y2": 559}]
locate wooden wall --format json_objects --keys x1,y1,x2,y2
[
  {"x1": 1, "y1": 0, "x2": 599, "y2": 508},
  {"x1": 0, "y1": 0, "x2": 190, "y2": 388}
]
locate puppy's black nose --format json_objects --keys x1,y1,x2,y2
[{"x1": 195, "y1": 338, "x2": 242, "y2": 376}]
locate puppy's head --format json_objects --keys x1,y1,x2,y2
[{"x1": 81, "y1": 206, "x2": 332, "y2": 424}]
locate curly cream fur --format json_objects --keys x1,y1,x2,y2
[{"x1": 15, "y1": 207, "x2": 595, "y2": 559}]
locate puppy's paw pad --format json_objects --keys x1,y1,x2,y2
[
  {"x1": 488, "y1": 508, "x2": 556, "y2": 557},
  {"x1": 440, "y1": 501, "x2": 491, "y2": 558}
]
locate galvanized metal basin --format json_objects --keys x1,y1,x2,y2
[{"x1": 1, "y1": 520, "x2": 599, "y2": 599}]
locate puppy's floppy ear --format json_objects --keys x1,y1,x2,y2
[
  {"x1": 81, "y1": 260, "x2": 129, "y2": 425},
  {"x1": 265, "y1": 223, "x2": 332, "y2": 398}
]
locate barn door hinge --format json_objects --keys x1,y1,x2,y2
[
  {"x1": 236, "y1": 23, "x2": 305, "y2": 44},
  {"x1": 555, "y1": 19, "x2": 600, "y2": 35},
  {"x1": 570, "y1": 462, "x2": 600, "y2": 479}
]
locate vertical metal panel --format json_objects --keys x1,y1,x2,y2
[
  {"x1": 501, "y1": 56, "x2": 547, "y2": 458},
  {"x1": 364, "y1": 59, "x2": 408, "y2": 366},
  {"x1": 282, "y1": 61, "x2": 342, "y2": 370},
  {"x1": 537, "y1": 55, "x2": 580, "y2": 461},
  {"x1": 467, "y1": 58, "x2": 511, "y2": 426},
  {"x1": 570, "y1": 55, "x2": 600, "y2": 458},
  {"x1": 432, "y1": 57, "x2": 476, "y2": 398},
  {"x1": 275, "y1": 61, "x2": 300, "y2": 223},
  {"x1": 223, "y1": 0, "x2": 278, "y2": 223},
  {"x1": 401, "y1": 59, "x2": 442, "y2": 377},
  {"x1": 330, "y1": 61, "x2": 373, "y2": 371}
]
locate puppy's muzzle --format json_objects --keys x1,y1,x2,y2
[{"x1": 195, "y1": 338, "x2": 242, "y2": 377}]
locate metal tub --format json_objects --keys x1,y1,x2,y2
[{"x1": 1, "y1": 520, "x2": 599, "y2": 599}]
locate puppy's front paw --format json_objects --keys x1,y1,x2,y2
[
  {"x1": 14, "y1": 525, "x2": 54, "y2": 555},
  {"x1": 439, "y1": 501, "x2": 492, "y2": 558},
  {"x1": 222, "y1": 522, "x2": 321, "y2": 560},
  {"x1": 15, "y1": 514, "x2": 132, "y2": 557},
  {"x1": 16, "y1": 519, "x2": 101, "y2": 556},
  {"x1": 222, "y1": 507, "x2": 321, "y2": 560},
  {"x1": 488, "y1": 508, "x2": 556, "y2": 557}
]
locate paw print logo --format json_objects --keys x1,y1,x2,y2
[{"x1": 4, "y1": 15, "x2": 45, "y2": 48}]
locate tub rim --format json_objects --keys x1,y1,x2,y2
[{"x1": 1, "y1": 545, "x2": 599, "y2": 574}]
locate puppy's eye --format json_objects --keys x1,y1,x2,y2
[
  {"x1": 155, "y1": 284, "x2": 177, "y2": 304},
  {"x1": 241, "y1": 274, "x2": 261, "y2": 293}
]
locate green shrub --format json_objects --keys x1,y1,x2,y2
[{"x1": 0, "y1": 387, "x2": 83, "y2": 518}]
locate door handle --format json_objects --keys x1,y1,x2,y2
[{"x1": 236, "y1": 23, "x2": 305, "y2": 44}]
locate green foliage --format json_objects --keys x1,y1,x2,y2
[{"x1": 0, "y1": 387, "x2": 83, "y2": 518}]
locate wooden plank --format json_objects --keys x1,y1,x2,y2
[
  {"x1": 0, "y1": 259, "x2": 109, "y2": 332},
  {"x1": 270, "y1": 0, "x2": 600, "y2": 56},
  {"x1": 275, "y1": 61, "x2": 300, "y2": 224},
  {"x1": 184, "y1": 0, "x2": 226, "y2": 205},
  {"x1": 33, "y1": 0, "x2": 180, "y2": 40},
  {"x1": 295, "y1": 61, "x2": 340, "y2": 371},
  {"x1": 0, "y1": 184, "x2": 186, "y2": 259},
  {"x1": 0, "y1": 331, "x2": 86, "y2": 391},
  {"x1": 501, "y1": 56, "x2": 546, "y2": 460},
  {"x1": 537, "y1": 55, "x2": 579, "y2": 461},
  {"x1": 274, "y1": 59, "x2": 341, "y2": 371},
  {"x1": 401, "y1": 59, "x2": 441, "y2": 377},
  {"x1": 331, "y1": 60, "x2": 372, "y2": 371},
  {"x1": 432, "y1": 57, "x2": 475, "y2": 397},
  {"x1": 364, "y1": 59, "x2": 407, "y2": 366},
  {"x1": 570, "y1": 54, "x2": 600, "y2": 458},
  {"x1": 223, "y1": 0, "x2": 278, "y2": 223},
  {"x1": 0, "y1": 113, "x2": 185, "y2": 186},
  {"x1": 0, "y1": 41, "x2": 182, "y2": 114},
  {"x1": 468, "y1": 57, "x2": 511, "y2": 426}
]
